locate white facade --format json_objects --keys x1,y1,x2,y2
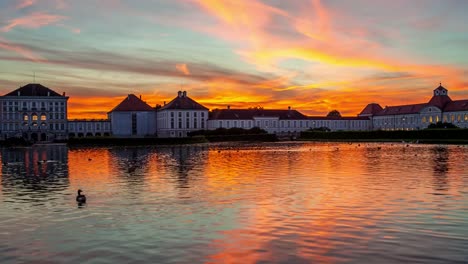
[
  {"x1": 0, "y1": 84, "x2": 68, "y2": 141},
  {"x1": 68, "y1": 119, "x2": 111, "y2": 137},
  {"x1": 109, "y1": 111, "x2": 156, "y2": 137},
  {"x1": 157, "y1": 110, "x2": 208, "y2": 137},
  {"x1": 156, "y1": 91, "x2": 208, "y2": 138},
  {"x1": 443, "y1": 111, "x2": 468, "y2": 128}
]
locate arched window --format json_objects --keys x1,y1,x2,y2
[
  {"x1": 40, "y1": 113, "x2": 47, "y2": 121},
  {"x1": 422, "y1": 117, "x2": 426, "y2": 123},
  {"x1": 429, "y1": 116, "x2": 433, "y2": 123},
  {"x1": 23, "y1": 113, "x2": 29, "y2": 121},
  {"x1": 32, "y1": 113, "x2": 38, "y2": 121}
]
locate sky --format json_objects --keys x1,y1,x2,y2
[{"x1": 0, "y1": 0, "x2": 467, "y2": 119}]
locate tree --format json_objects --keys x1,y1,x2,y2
[{"x1": 327, "y1": 110, "x2": 341, "y2": 118}]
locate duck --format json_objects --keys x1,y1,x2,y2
[{"x1": 76, "y1": 189, "x2": 86, "y2": 203}]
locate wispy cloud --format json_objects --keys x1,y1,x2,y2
[
  {"x1": 0, "y1": 38, "x2": 45, "y2": 62},
  {"x1": 1, "y1": 12, "x2": 66, "y2": 32},
  {"x1": 16, "y1": 0, "x2": 36, "y2": 9}
]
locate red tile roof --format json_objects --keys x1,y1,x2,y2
[
  {"x1": 374, "y1": 103, "x2": 428, "y2": 116},
  {"x1": 359, "y1": 103, "x2": 383, "y2": 116},
  {"x1": 4, "y1": 83, "x2": 63, "y2": 97},
  {"x1": 308, "y1": 116, "x2": 370, "y2": 120},
  {"x1": 427, "y1": 94, "x2": 452, "y2": 109},
  {"x1": 444, "y1": 100, "x2": 468, "y2": 112},
  {"x1": 160, "y1": 91, "x2": 208, "y2": 110},
  {"x1": 209, "y1": 108, "x2": 309, "y2": 120},
  {"x1": 109, "y1": 94, "x2": 154, "y2": 112}
]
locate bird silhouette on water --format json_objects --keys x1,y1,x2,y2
[{"x1": 76, "y1": 189, "x2": 86, "y2": 204}]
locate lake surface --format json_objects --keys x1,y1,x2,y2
[{"x1": 0, "y1": 142, "x2": 467, "y2": 263}]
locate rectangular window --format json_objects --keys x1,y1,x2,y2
[
  {"x1": 201, "y1": 119, "x2": 205, "y2": 129},
  {"x1": 186, "y1": 118, "x2": 190, "y2": 129},
  {"x1": 132, "y1": 113, "x2": 137, "y2": 135},
  {"x1": 178, "y1": 119, "x2": 182, "y2": 129},
  {"x1": 171, "y1": 118, "x2": 174, "y2": 129},
  {"x1": 194, "y1": 118, "x2": 197, "y2": 129}
]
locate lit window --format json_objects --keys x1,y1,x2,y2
[
  {"x1": 451, "y1": 115, "x2": 455, "y2": 122},
  {"x1": 23, "y1": 114, "x2": 28, "y2": 121},
  {"x1": 32, "y1": 114, "x2": 38, "y2": 121},
  {"x1": 41, "y1": 114, "x2": 46, "y2": 121},
  {"x1": 465, "y1": 114, "x2": 468, "y2": 121},
  {"x1": 422, "y1": 117, "x2": 426, "y2": 123},
  {"x1": 457, "y1": 115, "x2": 461, "y2": 122}
]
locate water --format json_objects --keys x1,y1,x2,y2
[{"x1": 0, "y1": 142, "x2": 467, "y2": 263}]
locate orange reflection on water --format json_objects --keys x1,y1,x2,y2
[{"x1": 67, "y1": 148, "x2": 113, "y2": 187}]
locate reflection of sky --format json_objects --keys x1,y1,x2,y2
[
  {"x1": 0, "y1": 0, "x2": 467, "y2": 119},
  {"x1": 0, "y1": 143, "x2": 467, "y2": 263}
]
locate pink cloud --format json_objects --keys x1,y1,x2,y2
[
  {"x1": 0, "y1": 37, "x2": 45, "y2": 62},
  {"x1": 1, "y1": 12, "x2": 66, "y2": 32},
  {"x1": 16, "y1": 0, "x2": 36, "y2": 9}
]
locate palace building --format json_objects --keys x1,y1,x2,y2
[
  {"x1": 360, "y1": 84, "x2": 468, "y2": 130},
  {"x1": 0, "y1": 83, "x2": 466, "y2": 141},
  {"x1": 156, "y1": 91, "x2": 208, "y2": 138},
  {"x1": 0, "y1": 84, "x2": 68, "y2": 141}
]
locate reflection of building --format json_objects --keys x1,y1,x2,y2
[
  {"x1": 1, "y1": 145, "x2": 69, "y2": 197},
  {"x1": 361, "y1": 85, "x2": 468, "y2": 130},
  {"x1": 156, "y1": 91, "x2": 209, "y2": 138},
  {"x1": 0, "y1": 84, "x2": 68, "y2": 141}
]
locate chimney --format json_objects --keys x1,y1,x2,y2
[
  {"x1": 182, "y1": 91, "x2": 187, "y2": 97},
  {"x1": 47, "y1": 91, "x2": 50, "y2": 96},
  {"x1": 288, "y1": 106, "x2": 291, "y2": 110},
  {"x1": 227, "y1": 105, "x2": 230, "y2": 110},
  {"x1": 63, "y1": 92, "x2": 65, "y2": 96},
  {"x1": 128, "y1": 94, "x2": 131, "y2": 100},
  {"x1": 139, "y1": 95, "x2": 141, "y2": 100},
  {"x1": 18, "y1": 91, "x2": 20, "y2": 96},
  {"x1": 178, "y1": 91, "x2": 182, "y2": 97},
  {"x1": 164, "y1": 101, "x2": 166, "y2": 106}
]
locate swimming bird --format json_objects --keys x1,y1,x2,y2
[{"x1": 76, "y1": 189, "x2": 86, "y2": 203}]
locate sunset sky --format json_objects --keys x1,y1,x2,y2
[{"x1": 0, "y1": 0, "x2": 467, "y2": 118}]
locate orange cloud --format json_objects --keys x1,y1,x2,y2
[
  {"x1": 1, "y1": 12, "x2": 66, "y2": 32},
  {"x1": 176, "y1": 63, "x2": 190, "y2": 75}
]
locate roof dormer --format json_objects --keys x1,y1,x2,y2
[{"x1": 433, "y1": 83, "x2": 448, "y2": 96}]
